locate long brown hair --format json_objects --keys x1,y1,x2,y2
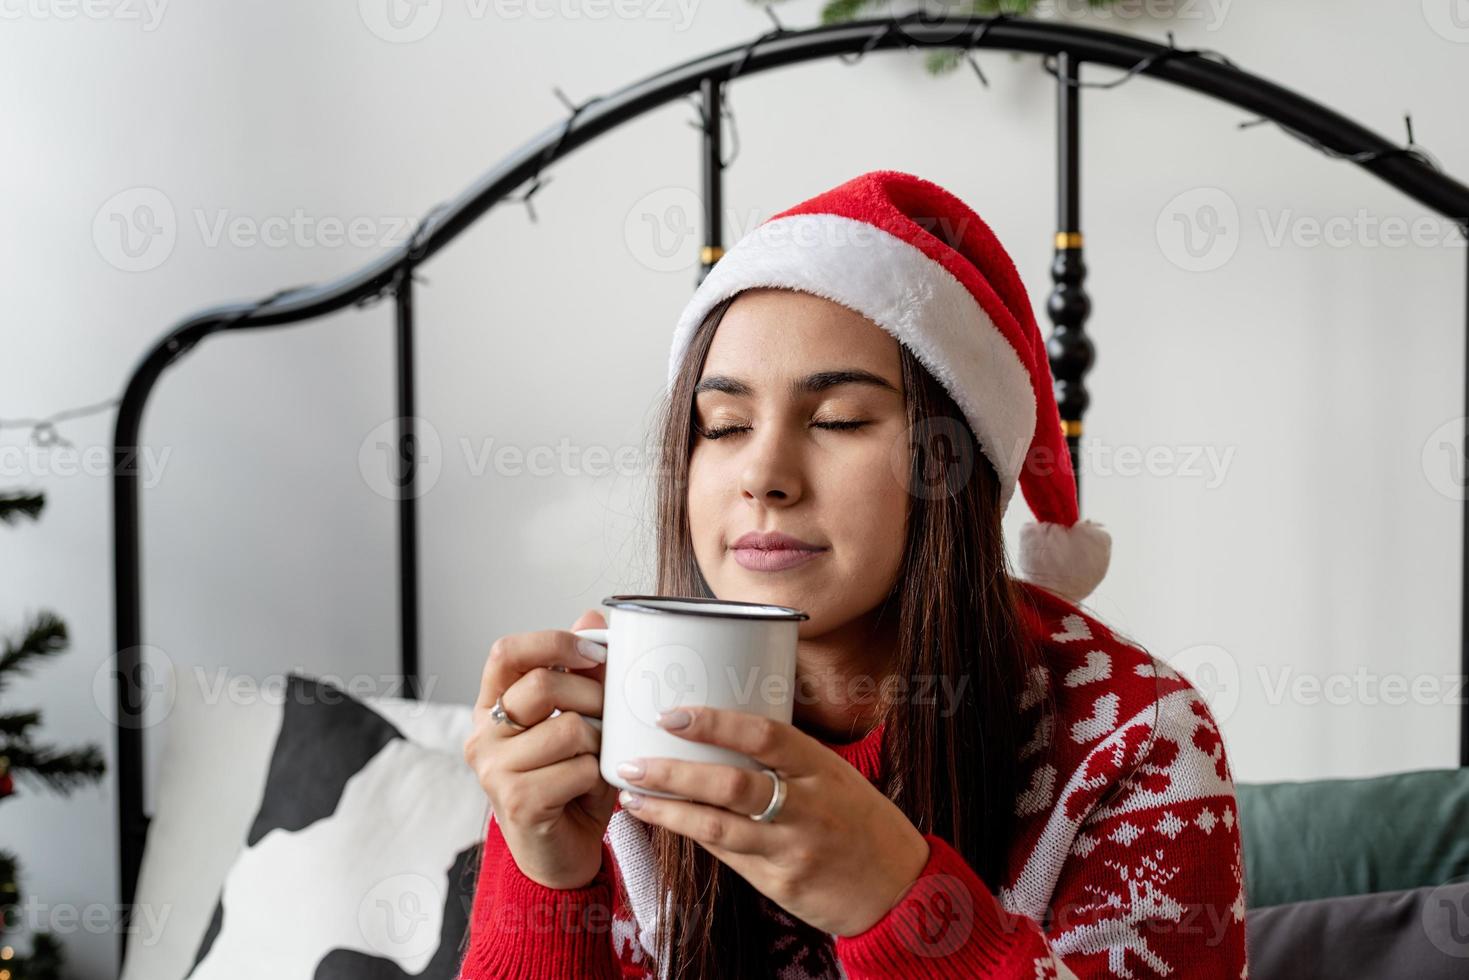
[{"x1": 631, "y1": 289, "x2": 1052, "y2": 978}]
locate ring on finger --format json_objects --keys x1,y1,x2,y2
[
  {"x1": 749, "y1": 768, "x2": 787, "y2": 823},
  {"x1": 489, "y1": 694, "x2": 528, "y2": 733}
]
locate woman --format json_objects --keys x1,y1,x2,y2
[{"x1": 459, "y1": 170, "x2": 1247, "y2": 979}]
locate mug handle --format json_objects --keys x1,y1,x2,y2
[{"x1": 568, "y1": 628, "x2": 607, "y2": 731}]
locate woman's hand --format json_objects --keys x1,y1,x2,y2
[
  {"x1": 463, "y1": 609, "x2": 616, "y2": 890},
  {"x1": 612, "y1": 707, "x2": 931, "y2": 937}
]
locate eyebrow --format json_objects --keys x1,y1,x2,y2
[{"x1": 693, "y1": 369, "x2": 901, "y2": 399}]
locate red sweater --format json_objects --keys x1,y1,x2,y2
[{"x1": 458, "y1": 583, "x2": 1249, "y2": 979}]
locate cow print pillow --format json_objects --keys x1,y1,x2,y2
[{"x1": 187, "y1": 674, "x2": 487, "y2": 979}]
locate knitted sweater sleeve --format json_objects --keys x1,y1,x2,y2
[
  {"x1": 833, "y1": 680, "x2": 1249, "y2": 979},
  {"x1": 456, "y1": 813, "x2": 625, "y2": 980}
]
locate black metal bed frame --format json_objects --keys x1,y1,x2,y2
[{"x1": 109, "y1": 13, "x2": 1469, "y2": 962}]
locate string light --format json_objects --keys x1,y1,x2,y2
[{"x1": 5, "y1": 15, "x2": 1451, "y2": 452}]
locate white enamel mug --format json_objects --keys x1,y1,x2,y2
[{"x1": 572, "y1": 594, "x2": 808, "y2": 799}]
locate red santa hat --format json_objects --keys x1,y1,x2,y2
[{"x1": 666, "y1": 169, "x2": 1111, "y2": 603}]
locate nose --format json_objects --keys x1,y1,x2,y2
[{"x1": 738, "y1": 422, "x2": 803, "y2": 507}]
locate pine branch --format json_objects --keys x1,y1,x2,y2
[
  {"x1": 818, "y1": 0, "x2": 874, "y2": 24},
  {"x1": 0, "y1": 610, "x2": 68, "y2": 693},
  {"x1": 4, "y1": 742, "x2": 106, "y2": 794},
  {"x1": 0, "y1": 710, "x2": 41, "y2": 737},
  {"x1": 22, "y1": 931, "x2": 66, "y2": 980},
  {"x1": 0, "y1": 491, "x2": 44, "y2": 525},
  {"x1": 925, "y1": 47, "x2": 965, "y2": 74}
]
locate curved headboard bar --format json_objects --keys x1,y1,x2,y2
[{"x1": 111, "y1": 12, "x2": 1469, "y2": 941}]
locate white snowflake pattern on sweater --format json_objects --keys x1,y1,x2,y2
[{"x1": 459, "y1": 581, "x2": 1249, "y2": 979}]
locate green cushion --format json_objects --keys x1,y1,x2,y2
[{"x1": 1236, "y1": 768, "x2": 1469, "y2": 908}]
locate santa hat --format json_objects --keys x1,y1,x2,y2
[{"x1": 666, "y1": 169, "x2": 1111, "y2": 603}]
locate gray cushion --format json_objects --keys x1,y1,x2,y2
[{"x1": 1245, "y1": 879, "x2": 1469, "y2": 979}]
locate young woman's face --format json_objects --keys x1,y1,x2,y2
[{"x1": 687, "y1": 288, "x2": 911, "y2": 636}]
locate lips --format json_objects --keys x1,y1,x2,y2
[
  {"x1": 731, "y1": 530, "x2": 825, "y2": 551},
  {"x1": 730, "y1": 530, "x2": 828, "y2": 572}
]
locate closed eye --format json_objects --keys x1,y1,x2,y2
[{"x1": 698, "y1": 419, "x2": 870, "y2": 440}]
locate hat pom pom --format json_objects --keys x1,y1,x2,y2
[{"x1": 1017, "y1": 518, "x2": 1112, "y2": 603}]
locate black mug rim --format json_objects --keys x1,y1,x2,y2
[{"x1": 601, "y1": 594, "x2": 809, "y2": 622}]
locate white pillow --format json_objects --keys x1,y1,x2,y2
[{"x1": 120, "y1": 670, "x2": 476, "y2": 980}]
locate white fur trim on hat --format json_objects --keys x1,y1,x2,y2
[
  {"x1": 1017, "y1": 518, "x2": 1112, "y2": 602},
  {"x1": 669, "y1": 212, "x2": 1037, "y2": 513}
]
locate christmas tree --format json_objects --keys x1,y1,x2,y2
[{"x1": 1, "y1": 491, "x2": 106, "y2": 980}]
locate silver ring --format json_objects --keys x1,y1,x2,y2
[
  {"x1": 749, "y1": 768, "x2": 786, "y2": 823},
  {"x1": 489, "y1": 695, "x2": 527, "y2": 733}
]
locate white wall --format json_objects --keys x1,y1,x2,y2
[{"x1": 3, "y1": 1, "x2": 1465, "y2": 974}]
